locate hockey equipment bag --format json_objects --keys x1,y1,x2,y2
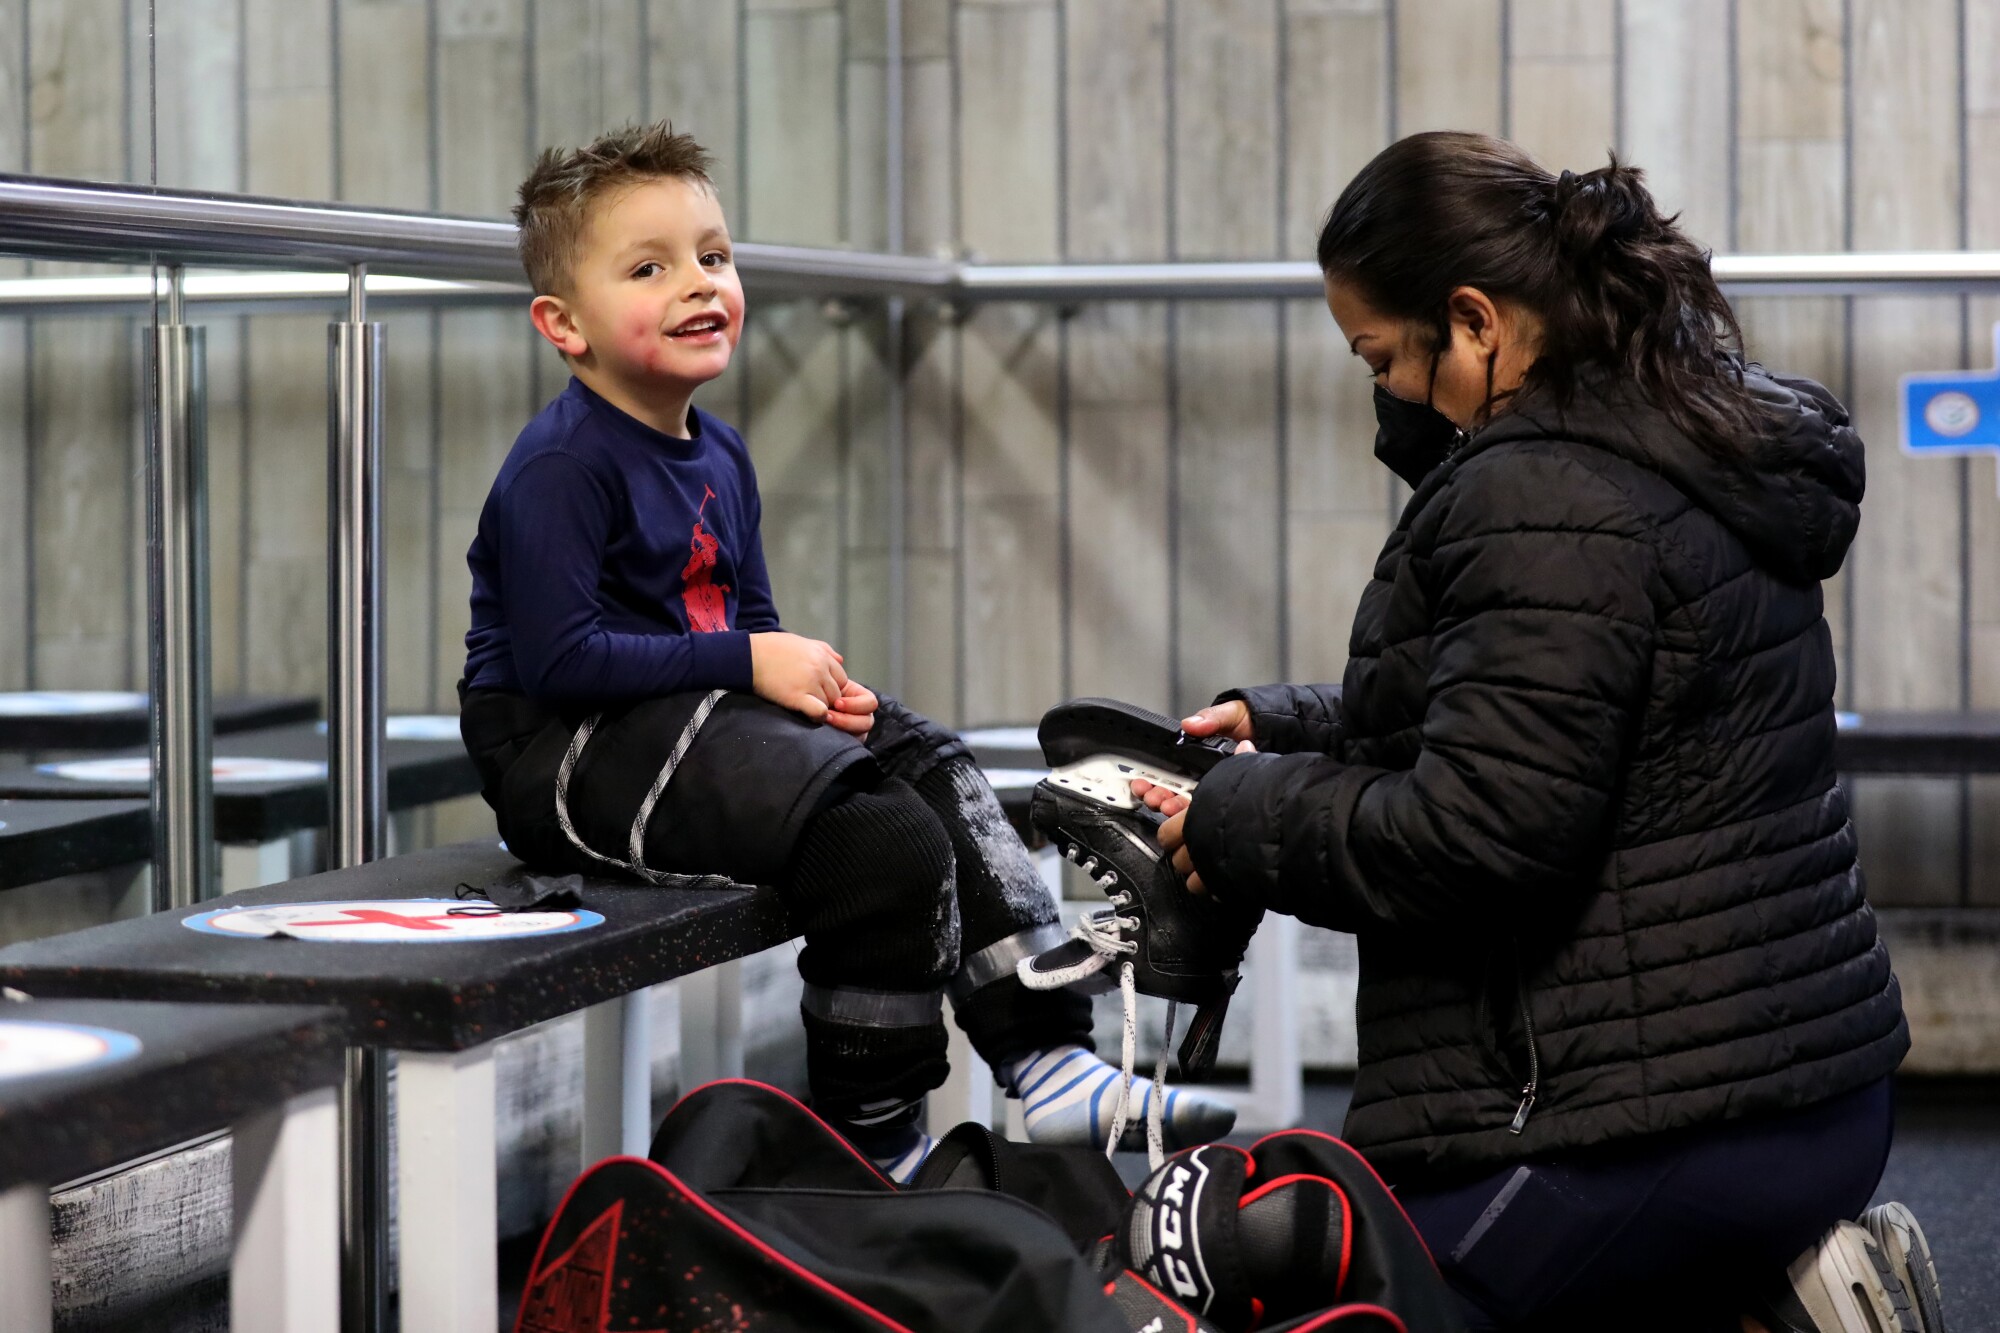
[{"x1": 514, "y1": 1081, "x2": 1464, "y2": 1333}]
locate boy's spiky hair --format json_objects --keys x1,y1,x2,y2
[{"x1": 514, "y1": 122, "x2": 716, "y2": 297}]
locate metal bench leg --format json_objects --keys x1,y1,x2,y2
[
  {"x1": 387, "y1": 810, "x2": 417, "y2": 857},
  {"x1": 928, "y1": 1000, "x2": 993, "y2": 1137},
  {"x1": 677, "y1": 959, "x2": 743, "y2": 1090},
  {"x1": 221, "y1": 840, "x2": 292, "y2": 894},
  {"x1": 1033, "y1": 843, "x2": 1062, "y2": 898},
  {"x1": 232, "y1": 1087, "x2": 340, "y2": 1333},
  {"x1": 395, "y1": 1047, "x2": 497, "y2": 1332},
  {"x1": 1244, "y1": 913, "x2": 1303, "y2": 1131},
  {"x1": 0, "y1": 1182, "x2": 50, "y2": 1333},
  {"x1": 582, "y1": 988, "x2": 654, "y2": 1162}
]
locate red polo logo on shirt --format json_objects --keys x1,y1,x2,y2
[{"x1": 682, "y1": 485, "x2": 732, "y2": 633}]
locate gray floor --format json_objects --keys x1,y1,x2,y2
[{"x1": 1870, "y1": 1084, "x2": 2000, "y2": 1330}]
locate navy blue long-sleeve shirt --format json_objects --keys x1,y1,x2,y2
[{"x1": 462, "y1": 378, "x2": 779, "y2": 706}]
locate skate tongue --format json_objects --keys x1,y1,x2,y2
[{"x1": 1176, "y1": 995, "x2": 1233, "y2": 1081}]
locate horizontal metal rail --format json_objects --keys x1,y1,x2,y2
[{"x1": 3, "y1": 175, "x2": 2000, "y2": 303}]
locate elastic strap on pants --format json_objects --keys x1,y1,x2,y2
[
  {"x1": 801, "y1": 982, "x2": 945, "y2": 1029},
  {"x1": 553, "y1": 688, "x2": 731, "y2": 885}
]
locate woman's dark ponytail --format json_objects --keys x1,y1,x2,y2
[{"x1": 1318, "y1": 133, "x2": 1762, "y2": 460}]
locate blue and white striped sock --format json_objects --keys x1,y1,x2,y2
[
  {"x1": 835, "y1": 1094, "x2": 936, "y2": 1186},
  {"x1": 872, "y1": 1132, "x2": 935, "y2": 1185},
  {"x1": 1000, "y1": 1044, "x2": 1235, "y2": 1152}
]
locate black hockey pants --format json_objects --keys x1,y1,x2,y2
[{"x1": 459, "y1": 684, "x2": 1091, "y2": 1117}]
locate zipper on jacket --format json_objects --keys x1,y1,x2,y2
[{"x1": 1508, "y1": 947, "x2": 1542, "y2": 1136}]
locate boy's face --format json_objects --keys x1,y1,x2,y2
[{"x1": 550, "y1": 176, "x2": 745, "y2": 394}]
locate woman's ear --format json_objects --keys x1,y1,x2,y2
[
  {"x1": 530, "y1": 294, "x2": 589, "y2": 359},
  {"x1": 1446, "y1": 286, "x2": 1504, "y2": 352}
]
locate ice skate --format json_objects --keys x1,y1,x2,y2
[{"x1": 1017, "y1": 697, "x2": 1264, "y2": 1165}]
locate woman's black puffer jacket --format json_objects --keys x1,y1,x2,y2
[{"x1": 1182, "y1": 366, "x2": 1909, "y2": 1186}]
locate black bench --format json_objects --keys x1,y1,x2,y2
[
  {"x1": 0, "y1": 691, "x2": 318, "y2": 751},
  {"x1": 0, "y1": 799, "x2": 156, "y2": 949},
  {"x1": 0, "y1": 996, "x2": 344, "y2": 1331},
  {"x1": 0, "y1": 798, "x2": 150, "y2": 892},
  {"x1": 0, "y1": 839, "x2": 793, "y2": 1330},
  {"x1": 0, "y1": 720, "x2": 482, "y2": 892},
  {"x1": 0, "y1": 720, "x2": 477, "y2": 843},
  {"x1": 1834, "y1": 710, "x2": 2000, "y2": 774}
]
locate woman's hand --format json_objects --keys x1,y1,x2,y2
[
  {"x1": 749, "y1": 631, "x2": 848, "y2": 720},
  {"x1": 822, "y1": 678, "x2": 878, "y2": 737},
  {"x1": 1132, "y1": 738, "x2": 1258, "y2": 816},
  {"x1": 1181, "y1": 700, "x2": 1254, "y2": 744},
  {"x1": 1137, "y1": 735, "x2": 1257, "y2": 895},
  {"x1": 1157, "y1": 809, "x2": 1206, "y2": 894}
]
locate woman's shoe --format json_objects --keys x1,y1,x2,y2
[
  {"x1": 1862, "y1": 1202, "x2": 1947, "y2": 1332},
  {"x1": 1756, "y1": 1220, "x2": 1920, "y2": 1333}
]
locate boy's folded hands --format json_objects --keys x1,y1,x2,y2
[
  {"x1": 750, "y1": 630, "x2": 877, "y2": 736},
  {"x1": 824, "y1": 679, "x2": 879, "y2": 737}
]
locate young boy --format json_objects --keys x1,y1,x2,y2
[{"x1": 458, "y1": 122, "x2": 1232, "y2": 1178}]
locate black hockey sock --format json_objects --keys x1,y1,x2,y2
[
  {"x1": 784, "y1": 777, "x2": 960, "y2": 991},
  {"x1": 785, "y1": 777, "x2": 957, "y2": 1115}
]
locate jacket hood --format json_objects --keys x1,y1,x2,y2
[{"x1": 1467, "y1": 364, "x2": 1866, "y2": 582}]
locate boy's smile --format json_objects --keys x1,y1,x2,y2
[{"x1": 530, "y1": 176, "x2": 746, "y2": 437}]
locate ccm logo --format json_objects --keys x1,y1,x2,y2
[{"x1": 1153, "y1": 1162, "x2": 1200, "y2": 1300}]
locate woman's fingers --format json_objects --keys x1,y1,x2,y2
[
  {"x1": 1180, "y1": 710, "x2": 1219, "y2": 735},
  {"x1": 1181, "y1": 700, "x2": 1252, "y2": 742},
  {"x1": 1131, "y1": 779, "x2": 1191, "y2": 815}
]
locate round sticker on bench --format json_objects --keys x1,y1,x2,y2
[
  {"x1": 183, "y1": 898, "x2": 604, "y2": 942},
  {"x1": 0, "y1": 1021, "x2": 143, "y2": 1080},
  {"x1": 38, "y1": 756, "x2": 328, "y2": 784},
  {"x1": 314, "y1": 715, "x2": 461, "y2": 742},
  {"x1": 0, "y1": 690, "x2": 147, "y2": 716}
]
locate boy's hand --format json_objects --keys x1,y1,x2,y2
[
  {"x1": 822, "y1": 679, "x2": 878, "y2": 738},
  {"x1": 750, "y1": 632, "x2": 848, "y2": 721}
]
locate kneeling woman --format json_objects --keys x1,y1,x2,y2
[{"x1": 1142, "y1": 133, "x2": 1930, "y2": 1332}]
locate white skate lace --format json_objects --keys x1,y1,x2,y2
[
  {"x1": 551, "y1": 689, "x2": 738, "y2": 889},
  {"x1": 1060, "y1": 849, "x2": 1177, "y2": 1170}
]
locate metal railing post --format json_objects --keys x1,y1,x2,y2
[
  {"x1": 146, "y1": 264, "x2": 215, "y2": 909},
  {"x1": 327, "y1": 263, "x2": 389, "y2": 1333}
]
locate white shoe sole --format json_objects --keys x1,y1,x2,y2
[
  {"x1": 1785, "y1": 1221, "x2": 1920, "y2": 1333},
  {"x1": 1864, "y1": 1203, "x2": 1948, "y2": 1333}
]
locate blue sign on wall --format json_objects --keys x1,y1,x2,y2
[{"x1": 1901, "y1": 323, "x2": 2000, "y2": 491}]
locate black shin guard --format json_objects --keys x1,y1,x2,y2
[
  {"x1": 914, "y1": 757, "x2": 1095, "y2": 1065},
  {"x1": 784, "y1": 777, "x2": 957, "y2": 1116}
]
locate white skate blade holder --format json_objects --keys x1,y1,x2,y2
[
  {"x1": 1044, "y1": 750, "x2": 1304, "y2": 1135},
  {"x1": 1046, "y1": 753, "x2": 1199, "y2": 810}
]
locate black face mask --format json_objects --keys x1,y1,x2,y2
[{"x1": 1371, "y1": 384, "x2": 1462, "y2": 488}]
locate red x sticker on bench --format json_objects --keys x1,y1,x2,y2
[{"x1": 182, "y1": 898, "x2": 605, "y2": 942}]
